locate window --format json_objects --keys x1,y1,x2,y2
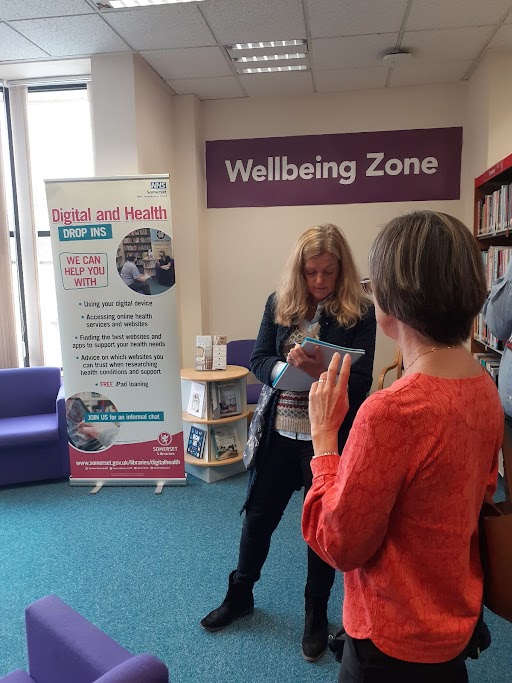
[
  {"x1": 0, "y1": 88, "x2": 24, "y2": 366},
  {"x1": 1, "y1": 85, "x2": 94, "y2": 367}
]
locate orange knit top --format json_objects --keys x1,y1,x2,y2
[{"x1": 302, "y1": 371, "x2": 502, "y2": 664}]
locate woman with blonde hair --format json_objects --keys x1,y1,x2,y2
[
  {"x1": 201, "y1": 224, "x2": 376, "y2": 662},
  {"x1": 303, "y1": 211, "x2": 502, "y2": 681}
]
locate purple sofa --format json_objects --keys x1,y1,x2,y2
[
  {"x1": 0, "y1": 367, "x2": 70, "y2": 487},
  {"x1": 0, "y1": 595, "x2": 169, "y2": 683}
]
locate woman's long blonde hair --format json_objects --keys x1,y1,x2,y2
[{"x1": 275, "y1": 223, "x2": 368, "y2": 328}]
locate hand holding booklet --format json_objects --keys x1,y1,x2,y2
[{"x1": 272, "y1": 337, "x2": 365, "y2": 391}]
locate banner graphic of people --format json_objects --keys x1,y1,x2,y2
[{"x1": 45, "y1": 175, "x2": 185, "y2": 486}]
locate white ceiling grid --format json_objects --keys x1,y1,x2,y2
[{"x1": 0, "y1": 0, "x2": 511, "y2": 99}]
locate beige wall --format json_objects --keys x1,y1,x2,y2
[
  {"x1": 201, "y1": 84, "x2": 469, "y2": 388},
  {"x1": 171, "y1": 95, "x2": 209, "y2": 367},
  {"x1": 133, "y1": 55, "x2": 174, "y2": 175},
  {"x1": 81, "y1": 54, "x2": 512, "y2": 389}
]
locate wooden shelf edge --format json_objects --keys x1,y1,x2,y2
[
  {"x1": 473, "y1": 337, "x2": 503, "y2": 355},
  {"x1": 184, "y1": 453, "x2": 245, "y2": 468},
  {"x1": 181, "y1": 366, "x2": 249, "y2": 382},
  {"x1": 182, "y1": 410, "x2": 251, "y2": 424}
]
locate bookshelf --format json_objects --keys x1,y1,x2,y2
[
  {"x1": 474, "y1": 156, "x2": 512, "y2": 478},
  {"x1": 473, "y1": 156, "x2": 512, "y2": 361},
  {"x1": 119, "y1": 229, "x2": 153, "y2": 273},
  {"x1": 180, "y1": 365, "x2": 250, "y2": 483}
]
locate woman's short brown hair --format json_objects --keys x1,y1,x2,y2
[{"x1": 369, "y1": 210, "x2": 486, "y2": 345}]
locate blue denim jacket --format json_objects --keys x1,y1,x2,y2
[{"x1": 483, "y1": 257, "x2": 512, "y2": 417}]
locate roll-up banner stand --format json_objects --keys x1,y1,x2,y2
[{"x1": 45, "y1": 175, "x2": 185, "y2": 489}]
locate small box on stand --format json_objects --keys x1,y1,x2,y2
[{"x1": 196, "y1": 335, "x2": 227, "y2": 371}]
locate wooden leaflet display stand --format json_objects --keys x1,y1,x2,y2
[{"x1": 181, "y1": 365, "x2": 249, "y2": 483}]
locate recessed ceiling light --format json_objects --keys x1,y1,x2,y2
[
  {"x1": 104, "y1": 0, "x2": 204, "y2": 8},
  {"x1": 227, "y1": 40, "x2": 307, "y2": 50},
  {"x1": 240, "y1": 65, "x2": 308, "y2": 74},
  {"x1": 232, "y1": 53, "x2": 307, "y2": 63}
]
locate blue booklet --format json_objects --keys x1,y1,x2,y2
[
  {"x1": 272, "y1": 337, "x2": 365, "y2": 392},
  {"x1": 187, "y1": 425, "x2": 207, "y2": 459}
]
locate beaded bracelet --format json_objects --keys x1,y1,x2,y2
[{"x1": 312, "y1": 451, "x2": 339, "y2": 459}]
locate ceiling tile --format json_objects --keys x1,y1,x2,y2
[
  {"x1": 307, "y1": 0, "x2": 408, "y2": 38},
  {"x1": 0, "y1": 0, "x2": 94, "y2": 21},
  {"x1": 315, "y1": 66, "x2": 388, "y2": 92},
  {"x1": 407, "y1": 0, "x2": 511, "y2": 31},
  {"x1": 488, "y1": 23, "x2": 512, "y2": 48},
  {"x1": 167, "y1": 76, "x2": 244, "y2": 99},
  {"x1": 200, "y1": 0, "x2": 306, "y2": 44},
  {"x1": 0, "y1": 22, "x2": 49, "y2": 60},
  {"x1": 390, "y1": 60, "x2": 472, "y2": 86},
  {"x1": 239, "y1": 70, "x2": 314, "y2": 97},
  {"x1": 401, "y1": 26, "x2": 496, "y2": 62},
  {"x1": 11, "y1": 15, "x2": 130, "y2": 56},
  {"x1": 102, "y1": 5, "x2": 216, "y2": 50},
  {"x1": 141, "y1": 47, "x2": 232, "y2": 79},
  {"x1": 312, "y1": 34, "x2": 399, "y2": 70}
]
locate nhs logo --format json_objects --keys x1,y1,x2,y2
[{"x1": 150, "y1": 181, "x2": 167, "y2": 190}]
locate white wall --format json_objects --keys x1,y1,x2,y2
[
  {"x1": 90, "y1": 54, "x2": 139, "y2": 176},
  {"x1": 202, "y1": 84, "x2": 469, "y2": 387}
]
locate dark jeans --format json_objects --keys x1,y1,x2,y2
[
  {"x1": 235, "y1": 430, "x2": 335, "y2": 598},
  {"x1": 129, "y1": 280, "x2": 151, "y2": 295},
  {"x1": 339, "y1": 634, "x2": 468, "y2": 683}
]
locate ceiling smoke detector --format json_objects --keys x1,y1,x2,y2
[{"x1": 382, "y1": 51, "x2": 412, "y2": 66}]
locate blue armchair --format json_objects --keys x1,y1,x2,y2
[{"x1": 0, "y1": 367, "x2": 70, "y2": 487}]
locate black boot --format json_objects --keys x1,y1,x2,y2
[
  {"x1": 301, "y1": 590, "x2": 329, "y2": 662},
  {"x1": 200, "y1": 570, "x2": 254, "y2": 632}
]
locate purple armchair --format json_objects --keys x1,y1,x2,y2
[
  {"x1": 226, "y1": 339, "x2": 263, "y2": 405},
  {"x1": 0, "y1": 595, "x2": 169, "y2": 683},
  {"x1": 0, "y1": 367, "x2": 70, "y2": 487}
]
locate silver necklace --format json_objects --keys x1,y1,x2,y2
[{"x1": 404, "y1": 346, "x2": 454, "y2": 373}]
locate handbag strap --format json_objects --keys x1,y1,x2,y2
[
  {"x1": 483, "y1": 418, "x2": 512, "y2": 512},
  {"x1": 483, "y1": 496, "x2": 505, "y2": 516},
  {"x1": 502, "y1": 419, "x2": 512, "y2": 501}
]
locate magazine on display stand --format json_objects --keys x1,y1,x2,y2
[
  {"x1": 187, "y1": 381, "x2": 206, "y2": 418},
  {"x1": 186, "y1": 425, "x2": 207, "y2": 459},
  {"x1": 215, "y1": 380, "x2": 242, "y2": 418},
  {"x1": 211, "y1": 425, "x2": 240, "y2": 461}
]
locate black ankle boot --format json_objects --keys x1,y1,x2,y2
[
  {"x1": 200, "y1": 570, "x2": 254, "y2": 632},
  {"x1": 301, "y1": 591, "x2": 329, "y2": 662}
]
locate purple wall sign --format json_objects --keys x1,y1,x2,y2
[{"x1": 206, "y1": 127, "x2": 463, "y2": 208}]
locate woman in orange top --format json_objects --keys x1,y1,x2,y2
[{"x1": 302, "y1": 211, "x2": 503, "y2": 682}]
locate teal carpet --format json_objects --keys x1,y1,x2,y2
[{"x1": 0, "y1": 473, "x2": 511, "y2": 682}]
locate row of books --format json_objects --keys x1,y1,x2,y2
[
  {"x1": 474, "y1": 312, "x2": 501, "y2": 352},
  {"x1": 473, "y1": 352, "x2": 500, "y2": 386},
  {"x1": 477, "y1": 183, "x2": 512, "y2": 236},
  {"x1": 186, "y1": 424, "x2": 241, "y2": 462},
  {"x1": 482, "y1": 246, "x2": 512, "y2": 290},
  {"x1": 186, "y1": 380, "x2": 243, "y2": 420}
]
